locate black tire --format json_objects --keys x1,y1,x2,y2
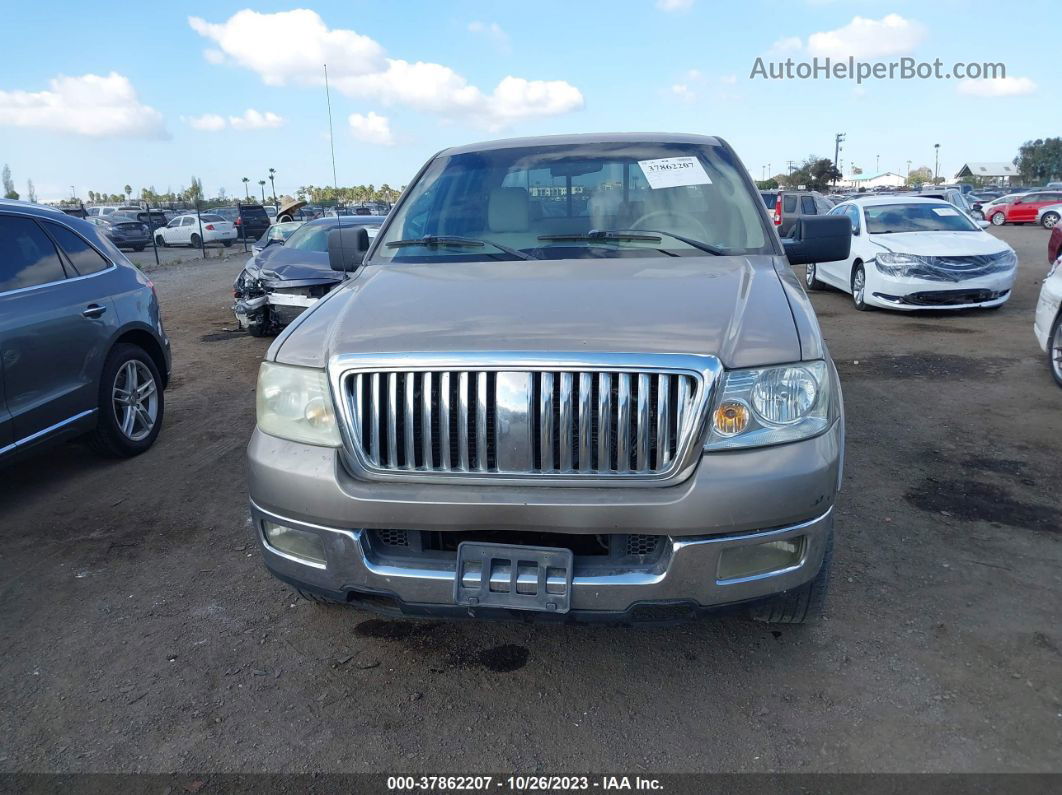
[
  {"x1": 804, "y1": 262, "x2": 823, "y2": 290},
  {"x1": 851, "y1": 262, "x2": 870, "y2": 311},
  {"x1": 190, "y1": 233, "x2": 202, "y2": 249},
  {"x1": 296, "y1": 588, "x2": 341, "y2": 605},
  {"x1": 1050, "y1": 312, "x2": 1062, "y2": 388},
  {"x1": 133, "y1": 245, "x2": 145, "y2": 252},
  {"x1": 1041, "y1": 212, "x2": 1060, "y2": 230},
  {"x1": 749, "y1": 531, "x2": 833, "y2": 624},
  {"x1": 87, "y1": 344, "x2": 164, "y2": 458},
  {"x1": 155, "y1": 235, "x2": 166, "y2": 248},
  {"x1": 246, "y1": 309, "x2": 273, "y2": 338},
  {"x1": 223, "y1": 240, "x2": 233, "y2": 248}
]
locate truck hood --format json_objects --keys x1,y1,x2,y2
[{"x1": 271, "y1": 256, "x2": 804, "y2": 370}]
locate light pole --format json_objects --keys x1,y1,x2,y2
[
  {"x1": 241, "y1": 177, "x2": 250, "y2": 199},
  {"x1": 875, "y1": 154, "x2": 880, "y2": 172},
  {"x1": 268, "y1": 168, "x2": 278, "y2": 208},
  {"x1": 259, "y1": 180, "x2": 266, "y2": 203},
  {"x1": 70, "y1": 185, "x2": 75, "y2": 200},
  {"x1": 933, "y1": 144, "x2": 940, "y2": 184}
]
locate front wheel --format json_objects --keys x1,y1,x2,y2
[
  {"x1": 1041, "y1": 212, "x2": 1060, "y2": 230},
  {"x1": 88, "y1": 344, "x2": 164, "y2": 457},
  {"x1": 851, "y1": 262, "x2": 870, "y2": 311},
  {"x1": 805, "y1": 262, "x2": 823, "y2": 290},
  {"x1": 1050, "y1": 313, "x2": 1062, "y2": 388},
  {"x1": 247, "y1": 308, "x2": 274, "y2": 337},
  {"x1": 990, "y1": 212, "x2": 1006, "y2": 226}
]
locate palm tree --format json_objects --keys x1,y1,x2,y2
[
  {"x1": 241, "y1": 176, "x2": 250, "y2": 199},
  {"x1": 267, "y1": 168, "x2": 277, "y2": 206},
  {"x1": 123, "y1": 184, "x2": 132, "y2": 200},
  {"x1": 258, "y1": 179, "x2": 266, "y2": 203}
]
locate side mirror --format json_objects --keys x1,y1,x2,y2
[
  {"x1": 327, "y1": 225, "x2": 371, "y2": 272},
  {"x1": 782, "y1": 215, "x2": 851, "y2": 266},
  {"x1": 976, "y1": 219, "x2": 990, "y2": 229}
]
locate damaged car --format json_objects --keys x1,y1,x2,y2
[{"x1": 232, "y1": 215, "x2": 384, "y2": 336}]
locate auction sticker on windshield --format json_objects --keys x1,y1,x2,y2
[
  {"x1": 638, "y1": 157, "x2": 712, "y2": 189},
  {"x1": 932, "y1": 207, "x2": 959, "y2": 216}
]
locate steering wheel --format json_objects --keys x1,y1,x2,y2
[{"x1": 630, "y1": 210, "x2": 710, "y2": 241}]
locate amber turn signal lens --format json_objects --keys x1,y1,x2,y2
[{"x1": 713, "y1": 401, "x2": 750, "y2": 436}]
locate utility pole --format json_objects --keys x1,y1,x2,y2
[
  {"x1": 786, "y1": 160, "x2": 794, "y2": 175},
  {"x1": 933, "y1": 143, "x2": 941, "y2": 184},
  {"x1": 906, "y1": 159, "x2": 912, "y2": 177},
  {"x1": 833, "y1": 133, "x2": 846, "y2": 170}
]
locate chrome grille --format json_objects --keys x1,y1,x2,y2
[{"x1": 336, "y1": 354, "x2": 718, "y2": 484}]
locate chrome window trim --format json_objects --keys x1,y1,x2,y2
[
  {"x1": 0, "y1": 408, "x2": 97, "y2": 456},
  {"x1": 328, "y1": 351, "x2": 722, "y2": 488}
]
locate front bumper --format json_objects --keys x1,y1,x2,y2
[
  {"x1": 248, "y1": 421, "x2": 842, "y2": 618},
  {"x1": 865, "y1": 264, "x2": 1016, "y2": 311},
  {"x1": 253, "y1": 500, "x2": 833, "y2": 619}
]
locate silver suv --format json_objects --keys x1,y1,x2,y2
[
  {"x1": 0, "y1": 200, "x2": 170, "y2": 462},
  {"x1": 247, "y1": 133, "x2": 851, "y2": 624}
]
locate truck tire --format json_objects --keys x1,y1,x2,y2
[{"x1": 748, "y1": 531, "x2": 832, "y2": 624}]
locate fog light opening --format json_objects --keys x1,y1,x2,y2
[
  {"x1": 263, "y1": 521, "x2": 327, "y2": 567},
  {"x1": 717, "y1": 536, "x2": 805, "y2": 582}
]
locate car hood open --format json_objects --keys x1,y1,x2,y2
[{"x1": 271, "y1": 256, "x2": 804, "y2": 370}]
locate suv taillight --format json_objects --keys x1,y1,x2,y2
[
  {"x1": 235, "y1": 217, "x2": 242, "y2": 225},
  {"x1": 773, "y1": 195, "x2": 782, "y2": 226}
]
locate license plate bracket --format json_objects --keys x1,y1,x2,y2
[{"x1": 454, "y1": 542, "x2": 574, "y2": 613}]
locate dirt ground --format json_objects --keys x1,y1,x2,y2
[{"x1": 1, "y1": 226, "x2": 1059, "y2": 774}]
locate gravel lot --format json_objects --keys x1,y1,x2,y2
[{"x1": 1, "y1": 225, "x2": 1059, "y2": 774}]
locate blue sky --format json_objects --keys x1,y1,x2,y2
[{"x1": 0, "y1": 1, "x2": 1054, "y2": 202}]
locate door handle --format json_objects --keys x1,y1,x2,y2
[{"x1": 82, "y1": 304, "x2": 107, "y2": 319}]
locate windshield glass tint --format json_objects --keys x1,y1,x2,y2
[
  {"x1": 864, "y1": 203, "x2": 979, "y2": 234},
  {"x1": 373, "y1": 141, "x2": 770, "y2": 262}
]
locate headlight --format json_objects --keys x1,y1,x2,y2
[
  {"x1": 874, "y1": 252, "x2": 920, "y2": 276},
  {"x1": 256, "y1": 362, "x2": 341, "y2": 447},
  {"x1": 705, "y1": 361, "x2": 833, "y2": 451}
]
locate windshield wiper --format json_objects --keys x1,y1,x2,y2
[
  {"x1": 386, "y1": 235, "x2": 535, "y2": 261},
  {"x1": 537, "y1": 229, "x2": 726, "y2": 256}
]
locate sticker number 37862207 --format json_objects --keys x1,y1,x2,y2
[{"x1": 637, "y1": 157, "x2": 713, "y2": 190}]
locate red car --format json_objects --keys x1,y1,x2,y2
[
  {"x1": 1049, "y1": 222, "x2": 1062, "y2": 264},
  {"x1": 989, "y1": 190, "x2": 1062, "y2": 226}
]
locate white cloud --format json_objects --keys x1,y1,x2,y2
[
  {"x1": 0, "y1": 72, "x2": 166, "y2": 138},
  {"x1": 189, "y1": 9, "x2": 582, "y2": 129},
  {"x1": 228, "y1": 109, "x2": 284, "y2": 129},
  {"x1": 768, "y1": 36, "x2": 804, "y2": 55},
  {"x1": 468, "y1": 21, "x2": 510, "y2": 53},
  {"x1": 670, "y1": 83, "x2": 696, "y2": 102},
  {"x1": 183, "y1": 109, "x2": 285, "y2": 131},
  {"x1": 806, "y1": 14, "x2": 925, "y2": 59},
  {"x1": 185, "y1": 113, "x2": 226, "y2": 131},
  {"x1": 657, "y1": 0, "x2": 694, "y2": 10},
  {"x1": 956, "y1": 76, "x2": 1036, "y2": 97},
  {"x1": 203, "y1": 48, "x2": 225, "y2": 65},
  {"x1": 348, "y1": 111, "x2": 395, "y2": 145}
]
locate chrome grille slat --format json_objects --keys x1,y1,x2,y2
[
  {"x1": 457, "y1": 371, "x2": 470, "y2": 471},
  {"x1": 343, "y1": 359, "x2": 708, "y2": 482},
  {"x1": 438, "y1": 372, "x2": 451, "y2": 471},
  {"x1": 386, "y1": 372, "x2": 397, "y2": 469},
  {"x1": 558, "y1": 372, "x2": 573, "y2": 472},
  {"x1": 578, "y1": 372, "x2": 592, "y2": 473},
  {"x1": 616, "y1": 373, "x2": 631, "y2": 473},
  {"x1": 475, "y1": 372, "x2": 488, "y2": 472},
  {"x1": 597, "y1": 372, "x2": 611, "y2": 471},
  {"x1": 420, "y1": 372, "x2": 432, "y2": 470}
]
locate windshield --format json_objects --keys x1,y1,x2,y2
[
  {"x1": 285, "y1": 222, "x2": 381, "y2": 252},
  {"x1": 865, "y1": 203, "x2": 980, "y2": 234},
  {"x1": 373, "y1": 141, "x2": 770, "y2": 262}
]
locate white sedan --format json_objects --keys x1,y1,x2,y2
[
  {"x1": 805, "y1": 196, "x2": 1017, "y2": 311},
  {"x1": 1034, "y1": 257, "x2": 1062, "y2": 386},
  {"x1": 154, "y1": 213, "x2": 238, "y2": 248}
]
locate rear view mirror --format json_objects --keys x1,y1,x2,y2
[
  {"x1": 782, "y1": 216, "x2": 851, "y2": 266},
  {"x1": 327, "y1": 226, "x2": 371, "y2": 272}
]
